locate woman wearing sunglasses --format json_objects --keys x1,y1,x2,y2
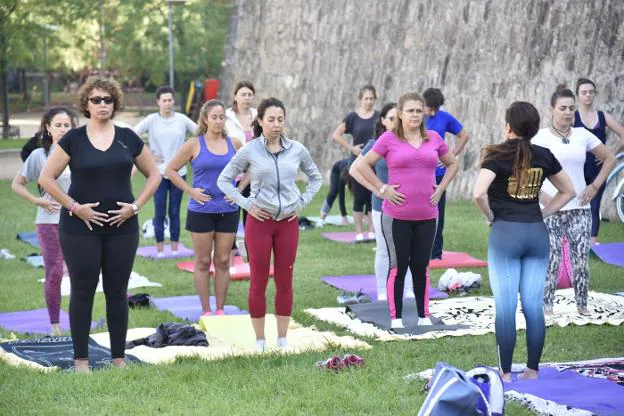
[{"x1": 39, "y1": 76, "x2": 161, "y2": 372}]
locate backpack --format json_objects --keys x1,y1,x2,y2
[{"x1": 418, "y1": 362, "x2": 505, "y2": 416}]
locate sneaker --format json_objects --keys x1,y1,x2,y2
[
  {"x1": 316, "y1": 219, "x2": 325, "y2": 228},
  {"x1": 201, "y1": 311, "x2": 213, "y2": 317},
  {"x1": 0, "y1": 249, "x2": 15, "y2": 260},
  {"x1": 277, "y1": 336, "x2": 288, "y2": 349},
  {"x1": 355, "y1": 233, "x2": 364, "y2": 241},
  {"x1": 50, "y1": 323, "x2": 61, "y2": 337},
  {"x1": 390, "y1": 318, "x2": 404, "y2": 329},
  {"x1": 367, "y1": 232, "x2": 375, "y2": 239},
  {"x1": 342, "y1": 353, "x2": 365, "y2": 368},
  {"x1": 156, "y1": 252, "x2": 165, "y2": 258},
  {"x1": 171, "y1": 250, "x2": 178, "y2": 256},
  {"x1": 418, "y1": 317, "x2": 433, "y2": 326},
  {"x1": 315, "y1": 355, "x2": 344, "y2": 371},
  {"x1": 256, "y1": 339, "x2": 266, "y2": 352},
  {"x1": 229, "y1": 266, "x2": 236, "y2": 275},
  {"x1": 215, "y1": 309, "x2": 225, "y2": 316}
]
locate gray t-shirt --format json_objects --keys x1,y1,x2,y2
[
  {"x1": 20, "y1": 147, "x2": 71, "y2": 224},
  {"x1": 134, "y1": 112, "x2": 198, "y2": 177}
]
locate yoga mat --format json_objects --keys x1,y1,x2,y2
[
  {"x1": 306, "y1": 289, "x2": 624, "y2": 341},
  {"x1": 308, "y1": 215, "x2": 353, "y2": 226},
  {"x1": 176, "y1": 256, "x2": 273, "y2": 280},
  {"x1": 40, "y1": 271, "x2": 161, "y2": 297},
  {"x1": 152, "y1": 295, "x2": 247, "y2": 322},
  {"x1": 429, "y1": 251, "x2": 487, "y2": 269},
  {"x1": 592, "y1": 242, "x2": 624, "y2": 268},
  {"x1": 321, "y1": 275, "x2": 448, "y2": 300},
  {"x1": 16, "y1": 232, "x2": 40, "y2": 249},
  {"x1": 0, "y1": 308, "x2": 94, "y2": 334},
  {"x1": 23, "y1": 254, "x2": 44, "y2": 268},
  {"x1": 507, "y1": 367, "x2": 624, "y2": 415},
  {"x1": 137, "y1": 243, "x2": 194, "y2": 259},
  {"x1": 321, "y1": 231, "x2": 375, "y2": 244},
  {"x1": 345, "y1": 300, "x2": 467, "y2": 335},
  {"x1": 0, "y1": 336, "x2": 140, "y2": 370}
]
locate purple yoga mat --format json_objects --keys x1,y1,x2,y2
[
  {"x1": 0, "y1": 308, "x2": 94, "y2": 334},
  {"x1": 507, "y1": 367, "x2": 624, "y2": 415},
  {"x1": 321, "y1": 232, "x2": 376, "y2": 244},
  {"x1": 137, "y1": 243, "x2": 194, "y2": 259},
  {"x1": 592, "y1": 243, "x2": 624, "y2": 268},
  {"x1": 152, "y1": 295, "x2": 247, "y2": 322},
  {"x1": 321, "y1": 275, "x2": 448, "y2": 300}
]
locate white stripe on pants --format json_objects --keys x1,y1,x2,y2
[{"x1": 372, "y1": 209, "x2": 413, "y2": 300}]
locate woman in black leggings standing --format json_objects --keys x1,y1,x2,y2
[
  {"x1": 39, "y1": 76, "x2": 161, "y2": 372},
  {"x1": 332, "y1": 85, "x2": 379, "y2": 240}
]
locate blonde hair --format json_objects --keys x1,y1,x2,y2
[
  {"x1": 392, "y1": 92, "x2": 429, "y2": 141},
  {"x1": 197, "y1": 100, "x2": 226, "y2": 137},
  {"x1": 77, "y1": 76, "x2": 123, "y2": 118}
]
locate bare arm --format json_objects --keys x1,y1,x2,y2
[
  {"x1": 605, "y1": 112, "x2": 624, "y2": 153},
  {"x1": 38, "y1": 146, "x2": 74, "y2": 209},
  {"x1": 165, "y1": 138, "x2": 211, "y2": 205},
  {"x1": 349, "y1": 155, "x2": 379, "y2": 196},
  {"x1": 131, "y1": 145, "x2": 162, "y2": 209},
  {"x1": 332, "y1": 122, "x2": 360, "y2": 155},
  {"x1": 354, "y1": 150, "x2": 405, "y2": 205},
  {"x1": 12, "y1": 173, "x2": 60, "y2": 213},
  {"x1": 472, "y1": 168, "x2": 496, "y2": 224},
  {"x1": 430, "y1": 151, "x2": 459, "y2": 205},
  {"x1": 542, "y1": 170, "x2": 576, "y2": 218},
  {"x1": 452, "y1": 129, "x2": 470, "y2": 156}
]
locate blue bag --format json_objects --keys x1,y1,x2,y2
[{"x1": 417, "y1": 362, "x2": 505, "y2": 416}]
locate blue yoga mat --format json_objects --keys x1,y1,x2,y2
[
  {"x1": 16, "y1": 232, "x2": 40, "y2": 249},
  {"x1": 0, "y1": 308, "x2": 96, "y2": 334},
  {"x1": 591, "y1": 243, "x2": 624, "y2": 268},
  {"x1": 152, "y1": 295, "x2": 247, "y2": 322}
]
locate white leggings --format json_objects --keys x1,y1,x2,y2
[{"x1": 372, "y1": 209, "x2": 413, "y2": 300}]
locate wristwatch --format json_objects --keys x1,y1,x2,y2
[
  {"x1": 131, "y1": 203, "x2": 140, "y2": 215},
  {"x1": 379, "y1": 184, "x2": 388, "y2": 196}
]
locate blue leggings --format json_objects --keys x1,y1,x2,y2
[
  {"x1": 153, "y1": 176, "x2": 185, "y2": 243},
  {"x1": 488, "y1": 220, "x2": 549, "y2": 373}
]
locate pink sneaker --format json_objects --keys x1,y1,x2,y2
[
  {"x1": 342, "y1": 353, "x2": 365, "y2": 368},
  {"x1": 315, "y1": 355, "x2": 344, "y2": 371},
  {"x1": 201, "y1": 311, "x2": 213, "y2": 317},
  {"x1": 215, "y1": 309, "x2": 225, "y2": 316}
]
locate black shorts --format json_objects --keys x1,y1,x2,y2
[{"x1": 185, "y1": 210, "x2": 240, "y2": 233}]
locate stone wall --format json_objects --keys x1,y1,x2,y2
[{"x1": 220, "y1": 0, "x2": 624, "y2": 211}]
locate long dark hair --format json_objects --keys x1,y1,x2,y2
[
  {"x1": 232, "y1": 81, "x2": 255, "y2": 113},
  {"x1": 481, "y1": 102, "x2": 540, "y2": 185},
  {"x1": 251, "y1": 97, "x2": 286, "y2": 138},
  {"x1": 39, "y1": 107, "x2": 77, "y2": 156},
  {"x1": 374, "y1": 102, "x2": 396, "y2": 138}
]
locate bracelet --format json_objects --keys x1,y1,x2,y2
[
  {"x1": 68, "y1": 201, "x2": 79, "y2": 217},
  {"x1": 590, "y1": 183, "x2": 599, "y2": 191}
]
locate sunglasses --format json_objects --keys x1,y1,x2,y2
[{"x1": 88, "y1": 96, "x2": 114, "y2": 105}]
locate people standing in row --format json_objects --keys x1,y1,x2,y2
[
  {"x1": 166, "y1": 100, "x2": 242, "y2": 316},
  {"x1": 422, "y1": 88, "x2": 471, "y2": 260},
  {"x1": 39, "y1": 76, "x2": 161, "y2": 372},
  {"x1": 12, "y1": 107, "x2": 77, "y2": 336},
  {"x1": 332, "y1": 85, "x2": 380, "y2": 240},
  {"x1": 349, "y1": 102, "x2": 414, "y2": 302},
  {"x1": 317, "y1": 158, "x2": 350, "y2": 227},
  {"x1": 533, "y1": 86, "x2": 616, "y2": 316},
  {"x1": 574, "y1": 78, "x2": 624, "y2": 244},
  {"x1": 134, "y1": 86, "x2": 197, "y2": 257},
  {"x1": 353, "y1": 92, "x2": 458, "y2": 328},
  {"x1": 218, "y1": 98, "x2": 322, "y2": 351},
  {"x1": 473, "y1": 101, "x2": 575, "y2": 382}
]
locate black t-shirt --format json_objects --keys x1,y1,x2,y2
[
  {"x1": 344, "y1": 111, "x2": 380, "y2": 147},
  {"x1": 482, "y1": 145, "x2": 562, "y2": 223},
  {"x1": 58, "y1": 125, "x2": 144, "y2": 235}
]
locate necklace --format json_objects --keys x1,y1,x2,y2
[{"x1": 552, "y1": 126, "x2": 571, "y2": 144}]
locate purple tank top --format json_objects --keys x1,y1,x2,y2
[{"x1": 188, "y1": 135, "x2": 238, "y2": 214}]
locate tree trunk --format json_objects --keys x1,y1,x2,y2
[{"x1": 1, "y1": 30, "x2": 10, "y2": 139}]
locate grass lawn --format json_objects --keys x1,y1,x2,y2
[
  {"x1": 0, "y1": 139, "x2": 29, "y2": 150},
  {"x1": 0, "y1": 176, "x2": 622, "y2": 415}
]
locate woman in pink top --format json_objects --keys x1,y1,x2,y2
[{"x1": 353, "y1": 92, "x2": 458, "y2": 329}]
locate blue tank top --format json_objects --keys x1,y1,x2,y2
[
  {"x1": 574, "y1": 111, "x2": 606, "y2": 180},
  {"x1": 188, "y1": 135, "x2": 238, "y2": 214}
]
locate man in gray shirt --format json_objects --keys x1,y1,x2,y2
[{"x1": 134, "y1": 86, "x2": 197, "y2": 256}]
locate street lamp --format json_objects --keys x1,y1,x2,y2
[{"x1": 167, "y1": 0, "x2": 187, "y2": 88}]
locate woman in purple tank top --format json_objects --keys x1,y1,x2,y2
[{"x1": 166, "y1": 100, "x2": 243, "y2": 316}]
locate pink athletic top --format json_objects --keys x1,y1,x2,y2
[{"x1": 371, "y1": 130, "x2": 448, "y2": 221}]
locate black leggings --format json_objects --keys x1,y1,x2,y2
[
  {"x1": 59, "y1": 231, "x2": 139, "y2": 359},
  {"x1": 381, "y1": 216, "x2": 437, "y2": 319},
  {"x1": 322, "y1": 159, "x2": 348, "y2": 216}
]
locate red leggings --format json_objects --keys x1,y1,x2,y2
[{"x1": 245, "y1": 215, "x2": 299, "y2": 318}]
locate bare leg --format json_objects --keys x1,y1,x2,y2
[
  {"x1": 213, "y1": 232, "x2": 236, "y2": 310},
  {"x1": 156, "y1": 241, "x2": 164, "y2": 254},
  {"x1": 276, "y1": 315, "x2": 290, "y2": 338},
  {"x1": 112, "y1": 358, "x2": 127, "y2": 369},
  {"x1": 353, "y1": 211, "x2": 364, "y2": 234},
  {"x1": 74, "y1": 359, "x2": 91, "y2": 373},
  {"x1": 251, "y1": 317, "x2": 265, "y2": 340},
  {"x1": 518, "y1": 368, "x2": 539, "y2": 380},
  {"x1": 171, "y1": 241, "x2": 179, "y2": 252},
  {"x1": 191, "y1": 232, "x2": 215, "y2": 313}
]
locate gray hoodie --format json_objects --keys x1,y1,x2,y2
[{"x1": 217, "y1": 135, "x2": 322, "y2": 220}]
